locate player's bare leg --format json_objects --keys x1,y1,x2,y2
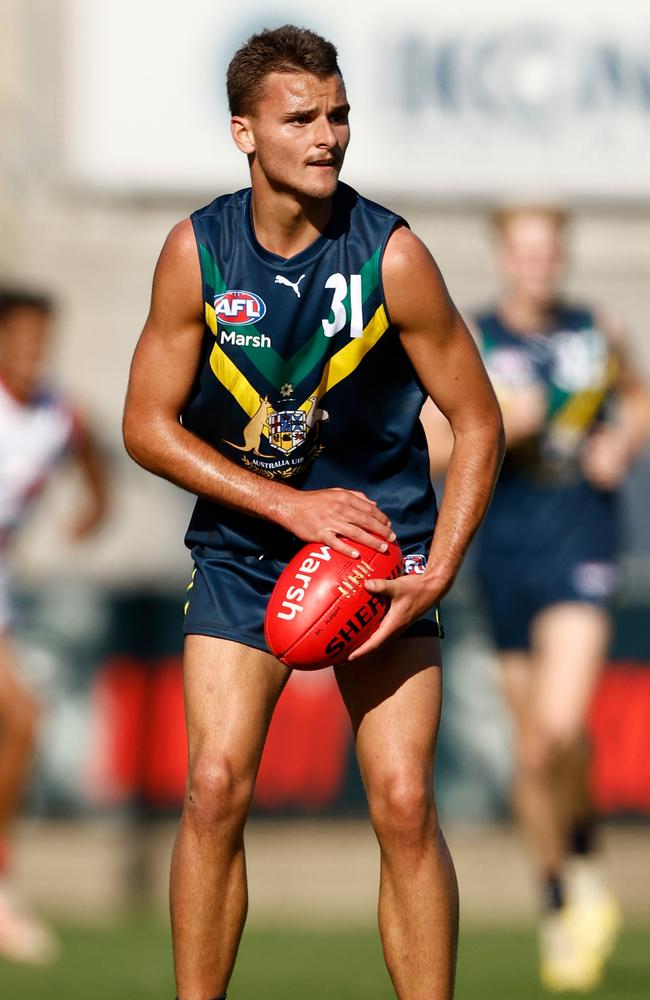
[
  {"x1": 530, "y1": 603, "x2": 610, "y2": 830},
  {"x1": 336, "y1": 636, "x2": 458, "y2": 1000},
  {"x1": 500, "y1": 603, "x2": 609, "y2": 878},
  {"x1": 171, "y1": 635, "x2": 291, "y2": 1000},
  {"x1": 0, "y1": 634, "x2": 38, "y2": 841},
  {"x1": 499, "y1": 650, "x2": 564, "y2": 876},
  {"x1": 0, "y1": 631, "x2": 58, "y2": 965},
  {"x1": 502, "y1": 603, "x2": 618, "y2": 990},
  {"x1": 532, "y1": 605, "x2": 621, "y2": 957}
]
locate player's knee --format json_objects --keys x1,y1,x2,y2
[
  {"x1": 542, "y1": 719, "x2": 582, "y2": 761},
  {"x1": 369, "y1": 771, "x2": 437, "y2": 847},
  {"x1": 520, "y1": 722, "x2": 578, "y2": 776},
  {"x1": 184, "y1": 754, "x2": 252, "y2": 830}
]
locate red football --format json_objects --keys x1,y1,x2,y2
[{"x1": 264, "y1": 538, "x2": 403, "y2": 669}]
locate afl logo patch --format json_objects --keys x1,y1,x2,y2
[
  {"x1": 214, "y1": 290, "x2": 267, "y2": 326},
  {"x1": 404, "y1": 554, "x2": 427, "y2": 575}
]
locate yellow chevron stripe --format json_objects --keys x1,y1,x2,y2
[
  {"x1": 209, "y1": 342, "x2": 263, "y2": 420},
  {"x1": 205, "y1": 300, "x2": 390, "y2": 419},
  {"x1": 205, "y1": 301, "x2": 217, "y2": 333},
  {"x1": 553, "y1": 355, "x2": 619, "y2": 432},
  {"x1": 206, "y1": 303, "x2": 266, "y2": 433},
  {"x1": 301, "y1": 304, "x2": 389, "y2": 408}
]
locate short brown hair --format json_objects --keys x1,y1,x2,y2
[
  {"x1": 227, "y1": 25, "x2": 341, "y2": 117},
  {"x1": 491, "y1": 204, "x2": 570, "y2": 237},
  {"x1": 0, "y1": 287, "x2": 53, "y2": 323}
]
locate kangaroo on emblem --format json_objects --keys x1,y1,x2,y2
[{"x1": 224, "y1": 396, "x2": 274, "y2": 455}]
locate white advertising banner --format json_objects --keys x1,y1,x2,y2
[{"x1": 63, "y1": 0, "x2": 650, "y2": 199}]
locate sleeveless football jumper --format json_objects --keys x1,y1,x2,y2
[
  {"x1": 474, "y1": 305, "x2": 620, "y2": 651},
  {"x1": 182, "y1": 182, "x2": 441, "y2": 651}
]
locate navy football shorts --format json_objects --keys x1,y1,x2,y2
[
  {"x1": 476, "y1": 550, "x2": 618, "y2": 652},
  {"x1": 183, "y1": 540, "x2": 444, "y2": 654}
]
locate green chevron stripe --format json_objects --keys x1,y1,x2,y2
[
  {"x1": 199, "y1": 244, "x2": 227, "y2": 295},
  {"x1": 250, "y1": 249, "x2": 382, "y2": 389}
]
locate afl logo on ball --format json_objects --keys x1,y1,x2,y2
[{"x1": 214, "y1": 290, "x2": 267, "y2": 326}]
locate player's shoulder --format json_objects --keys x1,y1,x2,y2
[
  {"x1": 190, "y1": 187, "x2": 250, "y2": 228},
  {"x1": 163, "y1": 188, "x2": 250, "y2": 259},
  {"x1": 25, "y1": 384, "x2": 79, "y2": 440},
  {"x1": 382, "y1": 225, "x2": 439, "y2": 285},
  {"x1": 339, "y1": 182, "x2": 403, "y2": 225},
  {"x1": 470, "y1": 305, "x2": 503, "y2": 342},
  {"x1": 32, "y1": 383, "x2": 73, "y2": 414},
  {"x1": 555, "y1": 300, "x2": 626, "y2": 348},
  {"x1": 161, "y1": 218, "x2": 196, "y2": 261},
  {"x1": 556, "y1": 300, "x2": 599, "y2": 329}
]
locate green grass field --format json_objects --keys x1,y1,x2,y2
[{"x1": 0, "y1": 914, "x2": 647, "y2": 999}]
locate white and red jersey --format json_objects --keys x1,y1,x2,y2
[{"x1": 0, "y1": 377, "x2": 79, "y2": 549}]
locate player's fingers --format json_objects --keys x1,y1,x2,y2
[
  {"x1": 348, "y1": 490, "x2": 378, "y2": 505},
  {"x1": 365, "y1": 577, "x2": 400, "y2": 596},
  {"x1": 348, "y1": 615, "x2": 405, "y2": 661},
  {"x1": 345, "y1": 495, "x2": 391, "y2": 525},
  {"x1": 339, "y1": 525, "x2": 391, "y2": 552},
  {"x1": 340, "y1": 501, "x2": 394, "y2": 539},
  {"x1": 344, "y1": 514, "x2": 393, "y2": 541},
  {"x1": 320, "y1": 529, "x2": 361, "y2": 559}
]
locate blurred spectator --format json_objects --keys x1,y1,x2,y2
[
  {"x1": 422, "y1": 207, "x2": 650, "y2": 992},
  {"x1": 0, "y1": 287, "x2": 108, "y2": 963}
]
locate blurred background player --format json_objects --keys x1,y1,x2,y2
[
  {"x1": 0, "y1": 288, "x2": 108, "y2": 963},
  {"x1": 422, "y1": 206, "x2": 650, "y2": 992}
]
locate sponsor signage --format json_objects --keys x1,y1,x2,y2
[{"x1": 63, "y1": 0, "x2": 650, "y2": 198}]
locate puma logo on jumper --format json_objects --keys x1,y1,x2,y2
[{"x1": 275, "y1": 274, "x2": 306, "y2": 298}]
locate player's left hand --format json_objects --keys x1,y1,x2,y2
[
  {"x1": 581, "y1": 426, "x2": 631, "y2": 490},
  {"x1": 347, "y1": 573, "x2": 444, "y2": 660}
]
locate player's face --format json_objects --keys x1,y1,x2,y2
[
  {"x1": 0, "y1": 307, "x2": 50, "y2": 401},
  {"x1": 499, "y1": 214, "x2": 566, "y2": 308},
  {"x1": 234, "y1": 72, "x2": 350, "y2": 200}
]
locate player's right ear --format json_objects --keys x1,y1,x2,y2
[{"x1": 230, "y1": 116, "x2": 255, "y2": 155}]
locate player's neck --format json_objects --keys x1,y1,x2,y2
[
  {"x1": 0, "y1": 368, "x2": 34, "y2": 406},
  {"x1": 499, "y1": 293, "x2": 557, "y2": 335},
  {"x1": 249, "y1": 182, "x2": 333, "y2": 260}
]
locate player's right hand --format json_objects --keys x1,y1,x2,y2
[
  {"x1": 581, "y1": 425, "x2": 631, "y2": 490},
  {"x1": 278, "y1": 487, "x2": 395, "y2": 558},
  {"x1": 497, "y1": 383, "x2": 547, "y2": 445}
]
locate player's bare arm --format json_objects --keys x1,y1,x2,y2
[
  {"x1": 123, "y1": 221, "x2": 392, "y2": 557},
  {"x1": 350, "y1": 227, "x2": 504, "y2": 659},
  {"x1": 580, "y1": 312, "x2": 650, "y2": 489},
  {"x1": 66, "y1": 411, "x2": 110, "y2": 539}
]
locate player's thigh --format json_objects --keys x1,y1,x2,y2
[
  {"x1": 335, "y1": 636, "x2": 443, "y2": 793},
  {"x1": 530, "y1": 602, "x2": 610, "y2": 744},
  {"x1": 183, "y1": 634, "x2": 291, "y2": 777},
  {"x1": 498, "y1": 650, "x2": 536, "y2": 729}
]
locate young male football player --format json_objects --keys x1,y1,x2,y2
[
  {"x1": 423, "y1": 206, "x2": 650, "y2": 992},
  {"x1": 0, "y1": 288, "x2": 108, "y2": 962},
  {"x1": 123, "y1": 26, "x2": 504, "y2": 1000}
]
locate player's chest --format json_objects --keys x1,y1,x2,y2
[
  {"x1": 487, "y1": 328, "x2": 610, "y2": 394},
  {"x1": 211, "y1": 252, "x2": 379, "y2": 357},
  {"x1": 0, "y1": 407, "x2": 67, "y2": 485}
]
